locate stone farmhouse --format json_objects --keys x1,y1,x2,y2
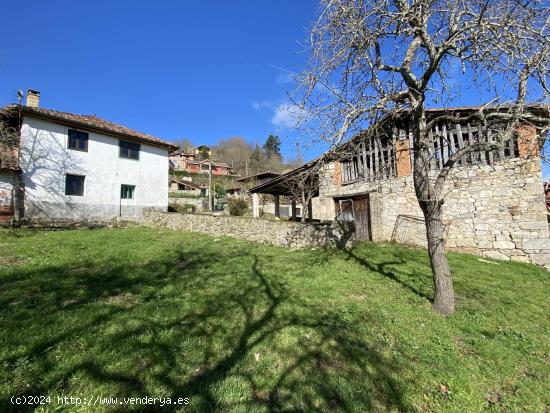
[
  {"x1": 0, "y1": 90, "x2": 177, "y2": 224},
  {"x1": 251, "y1": 106, "x2": 550, "y2": 266}
]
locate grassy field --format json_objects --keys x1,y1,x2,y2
[{"x1": 0, "y1": 227, "x2": 548, "y2": 412}]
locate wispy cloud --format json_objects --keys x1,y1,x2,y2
[
  {"x1": 269, "y1": 64, "x2": 296, "y2": 85},
  {"x1": 271, "y1": 103, "x2": 307, "y2": 129},
  {"x1": 276, "y1": 72, "x2": 295, "y2": 85},
  {"x1": 252, "y1": 100, "x2": 274, "y2": 111}
]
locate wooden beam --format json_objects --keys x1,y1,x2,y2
[
  {"x1": 368, "y1": 138, "x2": 373, "y2": 181},
  {"x1": 274, "y1": 194, "x2": 280, "y2": 217},
  {"x1": 361, "y1": 142, "x2": 367, "y2": 182},
  {"x1": 456, "y1": 123, "x2": 466, "y2": 166},
  {"x1": 374, "y1": 137, "x2": 380, "y2": 179},
  {"x1": 252, "y1": 193, "x2": 260, "y2": 218}
]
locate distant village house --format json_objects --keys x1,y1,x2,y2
[{"x1": 169, "y1": 149, "x2": 232, "y2": 176}]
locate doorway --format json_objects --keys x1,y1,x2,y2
[
  {"x1": 336, "y1": 194, "x2": 371, "y2": 241},
  {"x1": 120, "y1": 184, "x2": 136, "y2": 217}
]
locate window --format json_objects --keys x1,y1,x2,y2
[
  {"x1": 68, "y1": 129, "x2": 88, "y2": 152},
  {"x1": 339, "y1": 199, "x2": 354, "y2": 222},
  {"x1": 65, "y1": 174, "x2": 85, "y2": 196},
  {"x1": 341, "y1": 158, "x2": 359, "y2": 183},
  {"x1": 121, "y1": 184, "x2": 135, "y2": 199},
  {"x1": 119, "y1": 140, "x2": 140, "y2": 160}
]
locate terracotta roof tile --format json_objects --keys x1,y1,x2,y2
[{"x1": 18, "y1": 105, "x2": 178, "y2": 150}]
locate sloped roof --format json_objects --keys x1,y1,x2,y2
[
  {"x1": 236, "y1": 171, "x2": 280, "y2": 183},
  {"x1": 198, "y1": 159, "x2": 231, "y2": 168},
  {"x1": 249, "y1": 161, "x2": 318, "y2": 196},
  {"x1": 169, "y1": 176, "x2": 204, "y2": 189},
  {"x1": 9, "y1": 104, "x2": 178, "y2": 150}
]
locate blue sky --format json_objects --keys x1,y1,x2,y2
[
  {"x1": 1, "y1": 1, "x2": 547, "y2": 177},
  {"x1": 0, "y1": 0, "x2": 318, "y2": 161}
]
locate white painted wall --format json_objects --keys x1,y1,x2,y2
[{"x1": 19, "y1": 116, "x2": 169, "y2": 220}]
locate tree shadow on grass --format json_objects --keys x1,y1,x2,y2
[
  {"x1": 0, "y1": 240, "x2": 413, "y2": 412},
  {"x1": 342, "y1": 242, "x2": 435, "y2": 303}
]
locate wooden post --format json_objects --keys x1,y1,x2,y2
[
  {"x1": 252, "y1": 193, "x2": 260, "y2": 218},
  {"x1": 456, "y1": 123, "x2": 466, "y2": 165},
  {"x1": 291, "y1": 199, "x2": 297, "y2": 220},
  {"x1": 274, "y1": 195, "x2": 280, "y2": 218},
  {"x1": 307, "y1": 198, "x2": 313, "y2": 221},
  {"x1": 208, "y1": 161, "x2": 213, "y2": 211}
]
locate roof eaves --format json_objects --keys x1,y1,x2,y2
[{"x1": 20, "y1": 105, "x2": 179, "y2": 151}]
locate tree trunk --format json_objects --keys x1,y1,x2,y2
[
  {"x1": 422, "y1": 202, "x2": 455, "y2": 315},
  {"x1": 412, "y1": 106, "x2": 455, "y2": 315},
  {"x1": 300, "y1": 190, "x2": 307, "y2": 222}
]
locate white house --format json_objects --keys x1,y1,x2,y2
[{"x1": 0, "y1": 90, "x2": 177, "y2": 223}]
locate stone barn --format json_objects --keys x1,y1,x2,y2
[{"x1": 251, "y1": 106, "x2": 550, "y2": 267}]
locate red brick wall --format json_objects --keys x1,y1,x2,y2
[
  {"x1": 0, "y1": 205, "x2": 14, "y2": 223},
  {"x1": 517, "y1": 125, "x2": 538, "y2": 158},
  {"x1": 334, "y1": 161, "x2": 341, "y2": 186},
  {"x1": 395, "y1": 140, "x2": 412, "y2": 177}
]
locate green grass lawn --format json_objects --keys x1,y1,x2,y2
[{"x1": 0, "y1": 228, "x2": 548, "y2": 412}]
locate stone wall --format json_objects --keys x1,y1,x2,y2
[
  {"x1": 319, "y1": 157, "x2": 550, "y2": 266},
  {"x1": 169, "y1": 197, "x2": 207, "y2": 212},
  {"x1": 0, "y1": 171, "x2": 15, "y2": 224},
  {"x1": 142, "y1": 209, "x2": 355, "y2": 249}
]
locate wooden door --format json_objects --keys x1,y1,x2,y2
[{"x1": 352, "y1": 195, "x2": 371, "y2": 241}]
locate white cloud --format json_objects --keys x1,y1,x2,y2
[
  {"x1": 271, "y1": 103, "x2": 307, "y2": 129},
  {"x1": 252, "y1": 100, "x2": 273, "y2": 111}
]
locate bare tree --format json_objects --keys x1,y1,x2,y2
[
  {"x1": 296, "y1": 0, "x2": 550, "y2": 315},
  {"x1": 212, "y1": 137, "x2": 254, "y2": 175},
  {"x1": 173, "y1": 138, "x2": 195, "y2": 153},
  {"x1": 281, "y1": 162, "x2": 322, "y2": 222}
]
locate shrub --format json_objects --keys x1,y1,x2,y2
[
  {"x1": 168, "y1": 203, "x2": 196, "y2": 213},
  {"x1": 183, "y1": 204, "x2": 197, "y2": 213},
  {"x1": 228, "y1": 197, "x2": 248, "y2": 216}
]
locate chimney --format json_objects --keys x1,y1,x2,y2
[{"x1": 26, "y1": 89, "x2": 40, "y2": 108}]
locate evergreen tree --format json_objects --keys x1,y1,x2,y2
[{"x1": 263, "y1": 135, "x2": 281, "y2": 161}]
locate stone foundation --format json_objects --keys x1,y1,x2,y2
[
  {"x1": 142, "y1": 209, "x2": 355, "y2": 249},
  {"x1": 319, "y1": 158, "x2": 550, "y2": 267},
  {"x1": 23, "y1": 200, "x2": 167, "y2": 221}
]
